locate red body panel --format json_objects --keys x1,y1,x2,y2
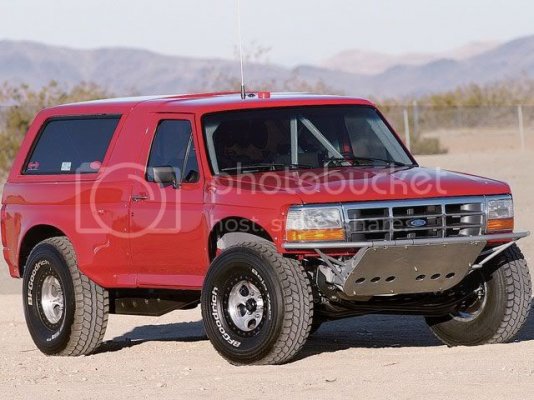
[
  {"x1": 214, "y1": 167, "x2": 509, "y2": 204},
  {"x1": 128, "y1": 113, "x2": 209, "y2": 289},
  {"x1": 1, "y1": 93, "x2": 511, "y2": 290}
]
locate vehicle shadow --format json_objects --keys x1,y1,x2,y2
[
  {"x1": 298, "y1": 302, "x2": 534, "y2": 360},
  {"x1": 94, "y1": 304, "x2": 534, "y2": 358},
  {"x1": 94, "y1": 320, "x2": 207, "y2": 354}
]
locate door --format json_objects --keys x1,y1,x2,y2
[{"x1": 129, "y1": 114, "x2": 208, "y2": 289}]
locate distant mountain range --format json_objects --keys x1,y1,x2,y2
[
  {"x1": 320, "y1": 41, "x2": 500, "y2": 75},
  {"x1": 1, "y1": 36, "x2": 534, "y2": 98}
]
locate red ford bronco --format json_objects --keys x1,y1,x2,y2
[{"x1": 1, "y1": 92, "x2": 531, "y2": 365}]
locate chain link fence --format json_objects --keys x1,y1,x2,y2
[
  {"x1": 382, "y1": 105, "x2": 534, "y2": 154},
  {"x1": 1, "y1": 105, "x2": 533, "y2": 167}
]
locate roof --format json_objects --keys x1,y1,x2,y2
[{"x1": 45, "y1": 92, "x2": 376, "y2": 116}]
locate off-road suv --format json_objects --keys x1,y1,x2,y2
[{"x1": 1, "y1": 92, "x2": 531, "y2": 364}]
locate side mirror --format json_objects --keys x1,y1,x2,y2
[
  {"x1": 150, "y1": 166, "x2": 180, "y2": 188},
  {"x1": 184, "y1": 170, "x2": 199, "y2": 183}
]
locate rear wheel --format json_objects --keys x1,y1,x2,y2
[
  {"x1": 201, "y1": 242, "x2": 313, "y2": 365},
  {"x1": 426, "y1": 244, "x2": 531, "y2": 346},
  {"x1": 22, "y1": 237, "x2": 109, "y2": 356}
]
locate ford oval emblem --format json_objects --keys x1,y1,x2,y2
[{"x1": 408, "y1": 218, "x2": 427, "y2": 228}]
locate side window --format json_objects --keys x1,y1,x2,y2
[
  {"x1": 146, "y1": 120, "x2": 200, "y2": 183},
  {"x1": 24, "y1": 116, "x2": 120, "y2": 175}
]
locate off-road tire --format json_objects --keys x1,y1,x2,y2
[
  {"x1": 22, "y1": 236, "x2": 109, "y2": 355},
  {"x1": 426, "y1": 244, "x2": 531, "y2": 346},
  {"x1": 201, "y1": 242, "x2": 313, "y2": 365}
]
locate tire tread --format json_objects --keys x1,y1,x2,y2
[
  {"x1": 37, "y1": 237, "x2": 108, "y2": 356},
  {"x1": 428, "y1": 243, "x2": 531, "y2": 346},
  {"x1": 238, "y1": 242, "x2": 312, "y2": 365},
  {"x1": 487, "y1": 244, "x2": 531, "y2": 343},
  {"x1": 205, "y1": 242, "x2": 313, "y2": 365}
]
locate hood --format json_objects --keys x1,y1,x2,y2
[{"x1": 213, "y1": 166, "x2": 510, "y2": 205}]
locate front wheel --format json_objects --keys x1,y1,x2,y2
[
  {"x1": 201, "y1": 242, "x2": 313, "y2": 365},
  {"x1": 426, "y1": 244, "x2": 531, "y2": 346}
]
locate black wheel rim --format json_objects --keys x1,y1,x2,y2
[{"x1": 451, "y1": 274, "x2": 488, "y2": 322}]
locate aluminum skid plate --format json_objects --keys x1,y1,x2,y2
[{"x1": 341, "y1": 241, "x2": 486, "y2": 296}]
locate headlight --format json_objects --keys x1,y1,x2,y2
[
  {"x1": 285, "y1": 207, "x2": 345, "y2": 242},
  {"x1": 486, "y1": 197, "x2": 514, "y2": 233}
]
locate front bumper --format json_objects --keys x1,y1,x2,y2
[
  {"x1": 284, "y1": 231, "x2": 529, "y2": 297},
  {"x1": 283, "y1": 231, "x2": 529, "y2": 250}
]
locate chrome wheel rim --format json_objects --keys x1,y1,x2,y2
[
  {"x1": 452, "y1": 280, "x2": 488, "y2": 322},
  {"x1": 41, "y1": 275, "x2": 64, "y2": 325},
  {"x1": 227, "y1": 280, "x2": 264, "y2": 332}
]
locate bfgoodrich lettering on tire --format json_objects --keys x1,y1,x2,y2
[
  {"x1": 201, "y1": 242, "x2": 313, "y2": 365},
  {"x1": 22, "y1": 236, "x2": 109, "y2": 356}
]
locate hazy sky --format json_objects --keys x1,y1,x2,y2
[{"x1": 1, "y1": 0, "x2": 533, "y2": 66}]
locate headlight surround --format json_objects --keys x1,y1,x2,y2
[
  {"x1": 285, "y1": 207, "x2": 345, "y2": 242},
  {"x1": 486, "y1": 196, "x2": 514, "y2": 233}
]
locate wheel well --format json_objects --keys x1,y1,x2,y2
[
  {"x1": 18, "y1": 225, "x2": 66, "y2": 275},
  {"x1": 208, "y1": 217, "x2": 273, "y2": 261}
]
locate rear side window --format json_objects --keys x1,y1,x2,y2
[{"x1": 24, "y1": 116, "x2": 120, "y2": 175}]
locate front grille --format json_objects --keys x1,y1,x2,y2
[{"x1": 344, "y1": 197, "x2": 485, "y2": 242}]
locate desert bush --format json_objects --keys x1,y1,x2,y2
[
  {"x1": 411, "y1": 137, "x2": 447, "y2": 155},
  {"x1": 0, "y1": 81, "x2": 109, "y2": 177},
  {"x1": 377, "y1": 78, "x2": 534, "y2": 155}
]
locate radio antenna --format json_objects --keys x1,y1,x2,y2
[{"x1": 236, "y1": 0, "x2": 246, "y2": 99}]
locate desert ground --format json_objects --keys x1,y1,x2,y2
[{"x1": 1, "y1": 135, "x2": 534, "y2": 400}]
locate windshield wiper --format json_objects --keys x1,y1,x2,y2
[
  {"x1": 352, "y1": 156, "x2": 414, "y2": 167},
  {"x1": 220, "y1": 163, "x2": 314, "y2": 174},
  {"x1": 221, "y1": 163, "x2": 283, "y2": 173},
  {"x1": 325, "y1": 156, "x2": 414, "y2": 168},
  {"x1": 286, "y1": 163, "x2": 314, "y2": 170}
]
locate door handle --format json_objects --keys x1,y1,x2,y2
[{"x1": 131, "y1": 194, "x2": 149, "y2": 202}]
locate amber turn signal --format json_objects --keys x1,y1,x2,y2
[
  {"x1": 487, "y1": 218, "x2": 514, "y2": 232},
  {"x1": 286, "y1": 228, "x2": 346, "y2": 242}
]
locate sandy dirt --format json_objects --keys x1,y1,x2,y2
[{"x1": 1, "y1": 149, "x2": 534, "y2": 400}]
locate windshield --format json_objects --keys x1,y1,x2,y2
[{"x1": 203, "y1": 106, "x2": 415, "y2": 174}]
